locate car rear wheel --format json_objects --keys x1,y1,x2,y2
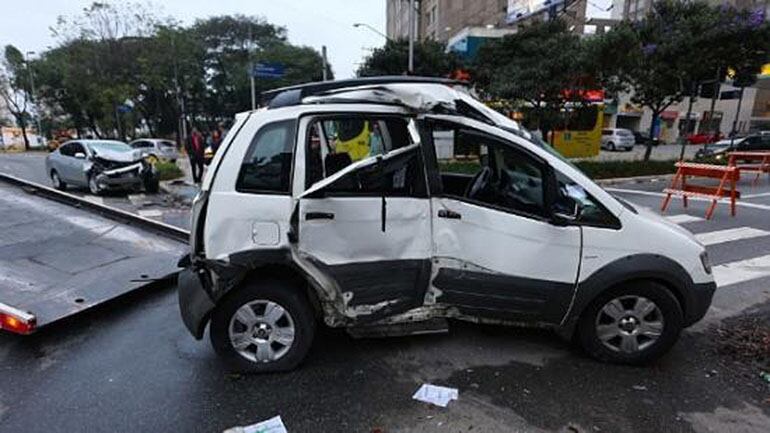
[
  {"x1": 50, "y1": 170, "x2": 66, "y2": 191},
  {"x1": 209, "y1": 279, "x2": 316, "y2": 373},
  {"x1": 578, "y1": 281, "x2": 683, "y2": 365}
]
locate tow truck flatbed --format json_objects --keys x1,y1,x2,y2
[{"x1": 0, "y1": 174, "x2": 188, "y2": 334}]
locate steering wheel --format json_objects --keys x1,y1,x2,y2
[{"x1": 465, "y1": 166, "x2": 492, "y2": 199}]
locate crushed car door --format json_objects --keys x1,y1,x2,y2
[
  {"x1": 297, "y1": 143, "x2": 432, "y2": 318},
  {"x1": 420, "y1": 117, "x2": 582, "y2": 324}
]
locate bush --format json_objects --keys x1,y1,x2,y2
[
  {"x1": 573, "y1": 160, "x2": 677, "y2": 179},
  {"x1": 155, "y1": 161, "x2": 184, "y2": 181}
]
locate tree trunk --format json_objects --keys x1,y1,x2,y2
[
  {"x1": 644, "y1": 112, "x2": 659, "y2": 162},
  {"x1": 679, "y1": 84, "x2": 697, "y2": 161},
  {"x1": 19, "y1": 122, "x2": 30, "y2": 151}
]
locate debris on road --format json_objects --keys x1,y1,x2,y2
[
  {"x1": 223, "y1": 415, "x2": 287, "y2": 433},
  {"x1": 412, "y1": 384, "x2": 459, "y2": 408},
  {"x1": 715, "y1": 312, "x2": 770, "y2": 370},
  {"x1": 632, "y1": 385, "x2": 648, "y2": 391}
]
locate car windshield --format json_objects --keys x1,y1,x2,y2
[
  {"x1": 617, "y1": 129, "x2": 632, "y2": 137},
  {"x1": 87, "y1": 141, "x2": 132, "y2": 153},
  {"x1": 160, "y1": 140, "x2": 176, "y2": 148}
]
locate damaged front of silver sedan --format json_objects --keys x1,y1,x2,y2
[{"x1": 45, "y1": 139, "x2": 160, "y2": 194}]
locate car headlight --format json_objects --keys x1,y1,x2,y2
[{"x1": 700, "y1": 251, "x2": 712, "y2": 274}]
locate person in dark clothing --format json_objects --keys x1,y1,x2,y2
[{"x1": 189, "y1": 127, "x2": 205, "y2": 184}]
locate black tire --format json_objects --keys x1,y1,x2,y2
[
  {"x1": 609, "y1": 141, "x2": 616, "y2": 151},
  {"x1": 144, "y1": 176, "x2": 160, "y2": 194},
  {"x1": 577, "y1": 281, "x2": 683, "y2": 365},
  {"x1": 50, "y1": 170, "x2": 66, "y2": 191},
  {"x1": 209, "y1": 279, "x2": 316, "y2": 373}
]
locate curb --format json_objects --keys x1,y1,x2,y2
[{"x1": 594, "y1": 173, "x2": 674, "y2": 187}]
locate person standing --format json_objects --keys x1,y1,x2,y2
[{"x1": 189, "y1": 127, "x2": 205, "y2": 184}]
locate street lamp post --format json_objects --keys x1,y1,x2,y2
[
  {"x1": 353, "y1": 23, "x2": 392, "y2": 41},
  {"x1": 408, "y1": 0, "x2": 415, "y2": 74}
]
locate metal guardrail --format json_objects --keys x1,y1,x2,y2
[{"x1": 0, "y1": 172, "x2": 190, "y2": 243}]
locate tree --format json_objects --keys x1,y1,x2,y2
[
  {"x1": 473, "y1": 19, "x2": 592, "y2": 141},
  {"x1": 357, "y1": 39, "x2": 462, "y2": 77},
  {"x1": 0, "y1": 45, "x2": 32, "y2": 149}
]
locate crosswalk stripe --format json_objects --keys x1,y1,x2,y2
[
  {"x1": 713, "y1": 254, "x2": 770, "y2": 287},
  {"x1": 695, "y1": 227, "x2": 770, "y2": 246},
  {"x1": 665, "y1": 214, "x2": 704, "y2": 224}
]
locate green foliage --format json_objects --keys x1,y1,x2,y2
[
  {"x1": 357, "y1": 39, "x2": 462, "y2": 77},
  {"x1": 30, "y1": 2, "x2": 331, "y2": 140},
  {"x1": 155, "y1": 161, "x2": 184, "y2": 181},
  {"x1": 572, "y1": 160, "x2": 677, "y2": 179}
]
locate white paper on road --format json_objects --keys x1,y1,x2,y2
[
  {"x1": 223, "y1": 416, "x2": 288, "y2": 433},
  {"x1": 412, "y1": 383, "x2": 459, "y2": 407}
]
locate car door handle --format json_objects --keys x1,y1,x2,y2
[
  {"x1": 305, "y1": 212, "x2": 334, "y2": 221},
  {"x1": 438, "y1": 209, "x2": 462, "y2": 219}
]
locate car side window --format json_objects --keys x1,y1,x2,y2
[
  {"x1": 305, "y1": 116, "x2": 414, "y2": 188},
  {"x1": 59, "y1": 143, "x2": 73, "y2": 156},
  {"x1": 554, "y1": 171, "x2": 618, "y2": 228},
  {"x1": 434, "y1": 127, "x2": 547, "y2": 218},
  {"x1": 236, "y1": 120, "x2": 297, "y2": 194},
  {"x1": 70, "y1": 143, "x2": 85, "y2": 156}
]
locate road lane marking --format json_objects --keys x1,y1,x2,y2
[
  {"x1": 666, "y1": 214, "x2": 704, "y2": 224},
  {"x1": 713, "y1": 254, "x2": 770, "y2": 287},
  {"x1": 743, "y1": 192, "x2": 770, "y2": 199},
  {"x1": 606, "y1": 188, "x2": 770, "y2": 212},
  {"x1": 695, "y1": 227, "x2": 770, "y2": 246}
]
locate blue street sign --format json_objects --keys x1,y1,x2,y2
[{"x1": 251, "y1": 62, "x2": 285, "y2": 78}]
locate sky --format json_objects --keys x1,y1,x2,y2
[{"x1": 0, "y1": 0, "x2": 388, "y2": 79}]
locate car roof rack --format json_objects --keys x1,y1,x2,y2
[{"x1": 261, "y1": 76, "x2": 466, "y2": 109}]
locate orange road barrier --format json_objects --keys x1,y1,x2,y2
[
  {"x1": 661, "y1": 162, "x2": 740, "y2": 219},
  {"x1": 728, "y1": 151, "x2": 770, "y2": 185}
]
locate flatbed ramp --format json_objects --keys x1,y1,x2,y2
[{"x1": 0, "y1": 175, "x2": 187, "y2": 333}]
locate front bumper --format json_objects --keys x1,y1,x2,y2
[
  {"x1": 177, "y1": 266, "x2": 215, "y2": 339},
  {"x1": 684, "y1": 281, "x2": 717, "y2": 326}
]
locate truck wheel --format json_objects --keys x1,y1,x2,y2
[
  {"x1": 577, "y1": 281, "x2": 683, "y2": 365},
  {"x1": 51, "y1": 170, "x2": 66, "y2": 191},
  {"x1": 209, "y1": 279, "x2": 316, "y2": 373}
]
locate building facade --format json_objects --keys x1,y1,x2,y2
[{"x1": 386, "y1": 0, "x2": 509, "y2": 42}]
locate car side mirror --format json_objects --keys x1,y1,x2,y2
[{"x1": 74, "y1": 152, "x2": 86, "y2": 159}]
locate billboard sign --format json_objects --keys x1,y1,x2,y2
[{"x1": 506, "y1": 0, "x2": 564, "y2": 24}]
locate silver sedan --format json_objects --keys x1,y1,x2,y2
[
  {"x1": 45, "y1": 139, "x2": 159, "y2": 195},
  {"x1": 128, "y1": 138, "x2": 180, "y2": 163}
]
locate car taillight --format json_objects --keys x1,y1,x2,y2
[{"x1": 0, "y1": 304, "x2": 36, "y2": 334}]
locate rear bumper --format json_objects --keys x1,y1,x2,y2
[
  {"x1": 684, "y1": 281, "x2": 717, "y2": 327},
  {"x1": 177, "y1": 266, "x2": 215, "y2": 339}
]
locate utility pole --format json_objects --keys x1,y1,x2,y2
[
  {"x1": 408, "y1": 0, "x2": 415, "y2": 74},
  {"x1": 322, "y1": 45, "x2": 328, "y2": 81},
  {"x1": 250, "y1": 64, "x2": 257, "y2": 110}
]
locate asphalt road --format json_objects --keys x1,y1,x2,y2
[
  {"x1": 0, "y1": 151, "x2": 191, "y2": 229},
  {"x1": 1, "y1": 156, "x2": 770, "y2": 433}
]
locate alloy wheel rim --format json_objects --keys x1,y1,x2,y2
[
  {"x1": 228, "y1": 300, "x2": 296, "y2": 363},
  {"x1": 52, "y1": 172, "x2": 60, "y2": 188},
  {"x1": 89, "y1": 177, "x2": 100, "y2": 194},
  {"x1": 595, "y1": 295, "x2": 664, "y2": 354}
]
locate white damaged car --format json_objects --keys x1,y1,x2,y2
[{"x1": 177, "y1": 77, "x2": 716, "y2": 372}]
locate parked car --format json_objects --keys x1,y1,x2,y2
[
  {"x1": 686, "y1": 132, "x2": 723, "y2": 145},
  {"x1": 46, "y1": 139, "x2": 160, "y2": 195},
  {"x1": 695, "y1": 134, "x2": 770, "y2": 160},
  {"x1": 632, "y1": 130, "x2": 659, "y2": 146},
  {"x1": 177, "y1": 77, "x2": 716, "y2": 372},
  {"x1": 128, "y1": 138, "x2": 179, "y2": 163},
  {"x1": 601, "y1": 128, "x2": 635, "y2": 151}
]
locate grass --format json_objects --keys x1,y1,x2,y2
[
  {"x1": 439, "y1": 159, "x2": 678, "y2": 180},
  {"x1": 155, "y1": 161, "x2": 184, "y2": 181}
]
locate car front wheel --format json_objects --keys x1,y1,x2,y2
[
  {"x1": 578, "y1": 281, "x2": 683, "y2": 365},
  {"x1": 88, "y1": 175, "x2": 102, "y2": 195},
  {"x1": 209, "y1": 280, "x2": 316, "y2": 373}
]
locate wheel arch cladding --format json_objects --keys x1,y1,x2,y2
[{"x1": 559, "y1": 254, "x2": 695, "y2": 339}]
